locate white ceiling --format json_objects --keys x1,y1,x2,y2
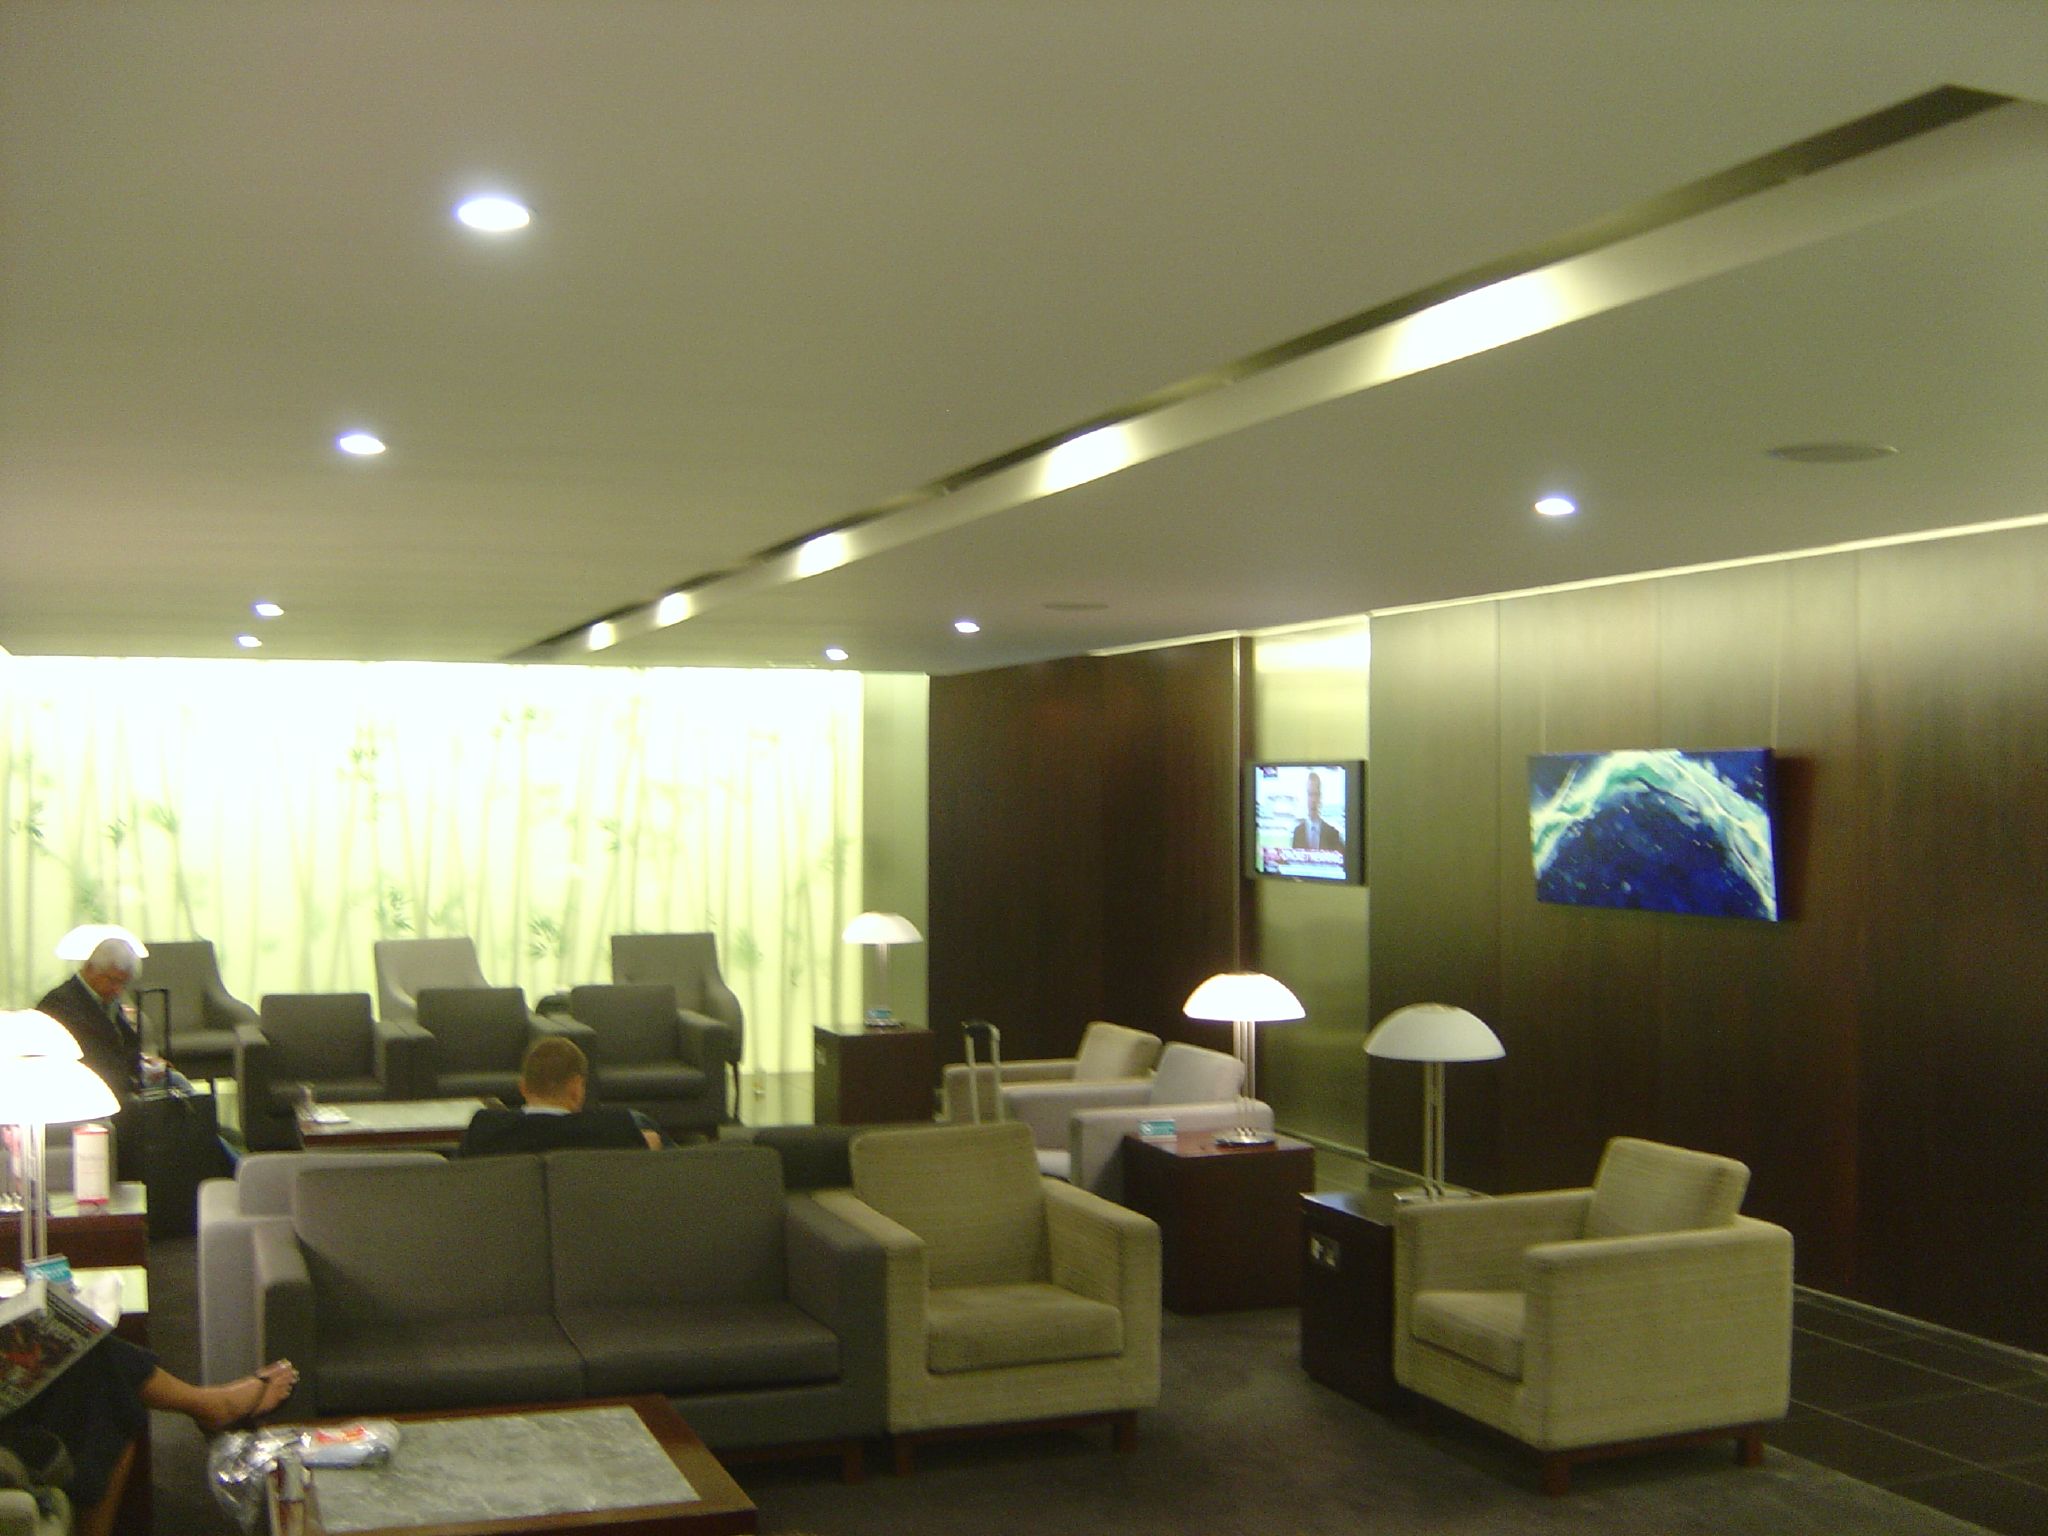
[{"x1": 5, "y1": 2, "x2": 2048, "y2": 675}]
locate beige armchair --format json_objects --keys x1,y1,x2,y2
[
  {"x1": 1005, "y1": 1041, "x2": 1269, "y2": 1200},
  {"x1": 812, "y1": 1121, "x2": 1160, "y2": 1473},
  {"x1": 1394, "y1": 1136, "x2": 1793, "y2": 1494},
  {"x1": 940, "y1": 1020, "x2": 1162, "y2": 1124}
]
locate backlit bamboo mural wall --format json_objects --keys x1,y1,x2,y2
[{"x1": 0, "y1": 657, "x2": 864, "y2": 1075}]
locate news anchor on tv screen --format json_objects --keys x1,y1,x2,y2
[{"x1": 1247, "y1": 761, "x2": 1363, "y2": 883}]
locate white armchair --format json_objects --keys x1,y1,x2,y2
[
  {"x1": 1006, "y1": 1041, "x2": 1270, "y2": 1200},
  {"x1": 1394, "y1": 1136, "x2": 1793, "y2": 1494},
  {"x1": 941, "y1": 1021, "x2": 1163, "y2": 1124}
]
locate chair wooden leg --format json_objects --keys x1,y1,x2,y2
[
  {"x1": 1541, "y1": 1455, "x2": 1572, "y2": 1497},
  {"x1": 891, "y1": 1436, "x2": 915, "y2": 1476},
  {"x1": 1737, "y1": 1427, "x2": 1764, "y2": 1467},
  {"x1": 841, "y1": 1440, "x2": 866, "y2": 1483},
  {"x1": 1112, "y1": 1411, "x2": 1137, "y2": 1453}
]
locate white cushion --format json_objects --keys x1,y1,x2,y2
[
  {"x1": 1147, "y1": 1043, "x2": 1243, "y2": 1104},
  {"x1": 1071, "y1": 1023, "x2": 1163, "y2": 1082},
  {"x1": 1035, "y1": 1147, "x2": 1072, "y2": 1181}
]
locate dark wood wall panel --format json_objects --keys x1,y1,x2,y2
[
  {"x1": 1362, "y1": 603, "x2": 1503, "y2": 1190},
  {"x1": 1853, "y1": 531, "x2": 2048, "y2": 1342},
  {"x1": 1370, "y1": 525, "x2": 2048, "y2": 1349},
  {"x1": 929, "y1": 639, "x2": 1247, "y2": 1067}
]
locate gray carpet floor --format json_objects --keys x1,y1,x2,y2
[{"x1": 145, "y1": 1236, "x2": 1987, "y2": 1535}]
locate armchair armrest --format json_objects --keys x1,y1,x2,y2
[
  {"x1": 941, "y1": 1061, "x2": 1078, "y2": 1123},
  {"x1": 1522, "y1": 1218, "x2": 1794, "y2": 1422},
  {"x1": 529, "y1": 1014, "x2": 596, "y2": 1047},
  {"x1": 204, "y1": 983, "x2": 259, "y2": 1029},
  {"x1": 234, "y1": 1021, "x2": 274, "y2": 1101},
  {"x1": 675, "y1": 1012, "x2": 739, "y2": 1073},
  {"x1": 812, "y1": 1190, "x2": 929, "y2": 1409},
  {"x1": 372, "y1": 1018, "x2": 435, "y2": 1100},
  {"x1": 698, "y1": 974, "x2": 744, "y2": 1031},
  {"x1": 1003, "y1": 1078, "x2": 1153, "y2": 1150},
  {"x1": 1044, "y1": 1178, "x2": 1160, "y2": 1312},
  {"x1": 251, "y1": 1220, "x2": 318, "y2": 1408},
  {"x1": 785, "y1": 1195, "x2": 889, "y2": 1402},
  {"x1": 1397, "y1": 1189, "x2": 1590, "y2": 1292}
]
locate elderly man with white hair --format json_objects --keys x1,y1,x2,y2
[{"x1": 35, "y1": 935, "x2": 169, "y2": 1105}]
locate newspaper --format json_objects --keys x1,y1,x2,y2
[{"x1": 0, "y1": 1277, "x2": 114, "y2": 1414}]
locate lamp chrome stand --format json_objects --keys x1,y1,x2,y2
[{"x1": 1213, "y1": 1016, "x2": 1275, "y2": 1147}]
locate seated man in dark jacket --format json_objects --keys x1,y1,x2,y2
[{"x1": 458, "y1": 1036, "x2": 662, "y2": 1156}]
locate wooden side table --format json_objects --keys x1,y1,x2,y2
[
  {"x1": 0, "y1": 1182, "x2": 149, "y2": 1270},
  {"x1": 812, "y1": 1025, "x2": 938, "y2": 1125},
  {"x1": 1121, "y1": 1131, "x2": 1315, "y2": 1313},
  {"x1": 1299, "y1": 1189, "x2": 1408, "y2": 1409}
]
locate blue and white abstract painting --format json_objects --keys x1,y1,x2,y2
[{"x1": 1528, "y1": 748, "x2": 1781, "y2": 921}]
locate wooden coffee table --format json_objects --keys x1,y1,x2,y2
[
  {"x1": 283, "y1": 1395, "x2": 756, "y2": 1534},
  {"x1": 1121, "y1": 1130, "x2": 1316, "y2": 1312},
  {"x1": 294, "y1": 1099, "x2": 498, "y2": 1152}
]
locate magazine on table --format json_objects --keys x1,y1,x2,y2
[{"x1": 0, "y1": 1277, "x2": 113, "y2": 1415}]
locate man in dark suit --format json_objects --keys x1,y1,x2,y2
[
  {"x1": 1290, "y1": 770, "x2": 1347, "y2": 857},
  {"x1": 36, "y1": 937, "x2": 152, "y2": 1099},
  {"x1": 458, "y1": 1036, "x2": 662, "y2": 1157}
]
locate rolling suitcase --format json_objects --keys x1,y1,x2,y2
[
  {"x1": 127, "y1": 1089, "x2": 233, "y2": 1237},
  {"x1": 961, "y1": 1020, "x2": 1004, "y2": 1123}
]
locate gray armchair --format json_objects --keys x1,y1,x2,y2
[
  {"x1": 136, "y1": 937, "x2": 256, "y2": 1083},
  {"x1": 1394, "y1": 1136, "x2": 1794, "y2": 1494},
  {"x1": 236, "y1": 993, "x2": 433, "y2": 1151},
  {"x1": 414, "y1": 986, "x2": 574, "y2": 1102},
  {"x1": 567, "y1": 983, "x2": 729, "y2": 1138},
  {"x1": 610, "y1": 933, "x2": 745, "y2": 1093},
  {"x1": 373, "y1": 936, "x2": 522, "y2": 1027}
]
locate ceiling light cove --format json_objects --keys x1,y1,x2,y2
[
  {"x1": 454, "y1": 195, "x2": 531, "y2": 233},
  {"x1": 235, "y1": 634, "x2": 262, "y2": 649},
  {"x1": 823, "y1": 646, "x2": 849, "y2": 663},
  {"x1": 586, "y1": 621, "x2": 618, "y2": 652},
  {"x1": 953, "y1": 619, "x2": 981, "y2": 635},
  {"x1": 1387, "y1": 270, "x2": 1575, "y2": 378},
  {"x1": 794, "y1": 532, "x2": 853, "y2": 579},
  {"x1": 1534, "y1": 495, "x2": 1578, "y2": 518},
  {"x1": 335, "y1": 431, "x2": 386, "y2": 457},
  {"x1": 1039, "y1": 424, "x2": 1137, "y2": 497},
  {"x1": 251, "y1": 601, "x2": 284, "y2": 618}
]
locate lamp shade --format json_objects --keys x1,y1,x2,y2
[
  {"x1": 1183, "y1": 971, "x2": 1305, "y2": 1024},
  {"x1": 0, "y1": 1056, "x2": 119, "y2": 1127},
  {"x1": 1364, "y1": 1003, "x2": 1504, "y2": 1063},
  {"x1": 0, "y1": 1010, "x2": 84, "y2": 1061},
  {"x1": 53, "y1": 924, "x2": 148, "y2": 963},
  {"x1": 841, "y1": 912, "x2": 923, "y2": 946}
]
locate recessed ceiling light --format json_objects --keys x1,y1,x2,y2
[
  {"x1": 235, "y1": 634, "x2": 262, "y2": 649},
  {"x1": 252, "y1": 601, "x2": 284, "y2": 619},
  {"x1": 455, "y1": 195, "x2": 531, "y2": 233},
  {"x1": 336, "y1": 431, "x2": 386, "y2": 456},
  {"x1": 823, "y1": 646, "x2": 849, "y2": 663},
  {"x1": 1764, "y1": 441, "x2": 1898, "y2": 465},
  {"x1": 953, "y1": 619, "x2": 981, "y2": 635},
  {"x1": 1533, "y1": 495, "x2": 1577, "y2": 518}
]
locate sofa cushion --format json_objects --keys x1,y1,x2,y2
[
  {"x1": 926, "y1": 1282, "x2": 1123, "y2": 1374},
  {"x1": 1147, "y1": 1043, "x2": 1242, "y2": 1105},
  {"x1": 1071, "y1": 1023, "x2": 1162, "y2": 1082},
  {"x1": 1586, "y1": 1137, "x2": 1749, "y2": 1238},
  {"x1": 1410, "y1": 1288, "x2": 1527, "y2": 1380},
  {"x1": 558, "y1": 1299, "x2": 841, "y2": 1397},
  {"x1": 317, "y1": 1314, "x2": 584, "y2": 1412},
  {"x1": 417, "y1": 988, "x2": 530, "y2": 1072},
  {"x1": 547, "y1": 1145, "x2": 786, "y2": 1307},
  {"x1": 851, "y1": 1123, "x2": 1048, "y2": 1288},
  {"x1": 296, "y1": 1157, "x2": 552, "y2": 1327}
]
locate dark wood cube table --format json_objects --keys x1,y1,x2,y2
[
  {"x1": 0, "y1": 1181, "x2": 148, "y2": 1271},
  {"x1": 1120, "y1": 1131, "x2": 1315, "y2": 1313},
  {"x1": 812, "y1": 1024, "x2": 938, "y2": 1125},
  {"x1": 1299, "y1": 1188, "x2": 1409, "y2": 1409}
]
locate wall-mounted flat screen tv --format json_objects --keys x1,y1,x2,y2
[
  {"x1": 1246, "y1": 761, "x2": 1365, "y2": 884},
  {"x1": 1528, "y1": 747, "x2": 1781, "y2": 921}
]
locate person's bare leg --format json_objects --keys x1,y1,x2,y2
[
  {"x1": 72, "y1": 1439, "x2": 137, "y2": 1536},
  {"x1": 138, "y1": 1359, "x2": 298, "y2": 1431}
]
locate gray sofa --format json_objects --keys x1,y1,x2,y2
[{"x1": 247, "y1": 1144, "x2": 885, "y2": 1473}]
